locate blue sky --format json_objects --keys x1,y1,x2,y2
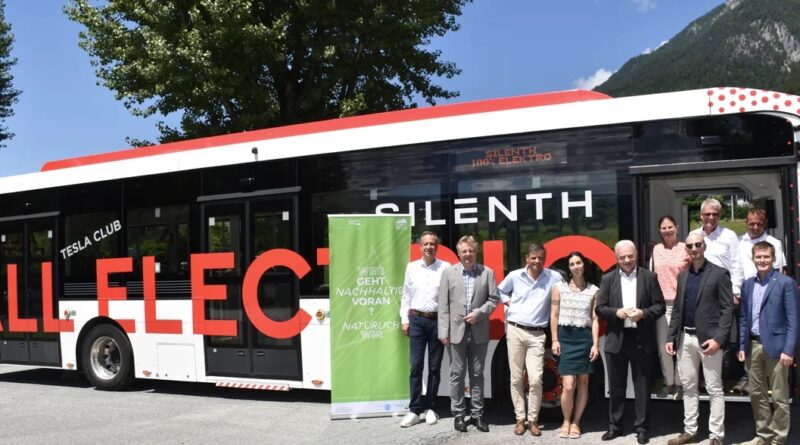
[{"x1": 1, "y1": 0, "x2": 724, "y2": 177}]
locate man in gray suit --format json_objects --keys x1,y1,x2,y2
[{"x1": 438, "y1": 235, "x2": 499, "y2": 433}]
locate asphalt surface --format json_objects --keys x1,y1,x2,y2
[{"x1": 0, "y1": 364, "x2": 798, "y2": 444}]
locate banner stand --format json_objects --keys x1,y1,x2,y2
[{"x1": 328, "y1": 214, "x2": 412, "y2": 419}]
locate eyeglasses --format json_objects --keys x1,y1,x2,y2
[
  {"x1": 687, "y1": 242, "x2": 704, "y2": 249},
  {"x1": 702, "y1": 212, "x2": 719, "y2": 217}
]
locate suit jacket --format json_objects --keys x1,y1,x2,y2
[
  {"x1": 668, "y1": 260, "x2": 733, "y2": 349},
  {"x1": 739, "y1": 270, "x2": 798, "y2": 359},
  {"x1": 437, "y1": 263, "x2": 498, "y2": 345},
  {"x1": 596, "y1": 266, "x2": 665, "y2": 354}
]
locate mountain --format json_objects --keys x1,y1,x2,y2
[{"x1": 595, "y1": 0, "x2": 800, "y2": 97}]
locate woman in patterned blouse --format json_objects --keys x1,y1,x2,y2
[
  {"x1": 550, "y1": 251, "x2": 599, "y2": 439},
  {"x1": 651, "y1": 215, "x2": 690, "y2": 400}
]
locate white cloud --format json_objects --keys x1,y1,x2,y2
[
  {"x1": 642, "y1": 39, "x2": 669, "y2": 55},
  {"x1": 573, "y1": 68, "x2": 614, "y2": 90},
  {"x1": 632, "y1": 0, "x2": 656, "y2": 12}
]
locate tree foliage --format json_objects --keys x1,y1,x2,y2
[
  {"x1": 65, "y1": 0, "x2": 470, "y2": 143},
  {"x1": 0, "y1": 0, "x2": 20, "y2": 147}
]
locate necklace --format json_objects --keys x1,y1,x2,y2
[{"x1": 569, "y1": 281, "x2": 587, "y2": 292}]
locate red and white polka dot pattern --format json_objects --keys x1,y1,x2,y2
[{"x1": 707, "y1": 87, "x2": 800, "y2": 115}]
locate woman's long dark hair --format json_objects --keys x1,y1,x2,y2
[{"x1": 566, "y1": 251, "x2": 589, "y2": 280}]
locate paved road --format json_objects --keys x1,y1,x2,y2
[{"x1": 0, "y1": 365, "x2": 797, "y2": 444}]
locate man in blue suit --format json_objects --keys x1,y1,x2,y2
[{"x1": 737, "y1": 241, "x2": 798, "y2": 445}]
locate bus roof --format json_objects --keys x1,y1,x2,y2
[
  {"x1": 40, "y1": 89, "x2": 610, "y2": 172},
  {"x1": 1, "y1": 86, "x2": 798, "y2": 194}
]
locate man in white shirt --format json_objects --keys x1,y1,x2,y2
[
  {"x1": 399, "y1": 231, "x2": 450, "y2": 427},
  {"x1": 690, "y1": 198, "x2": 743, "y2": 299},
  {"x1": 738, "y1": 208, "x2": 785, "y2": 280},
  {"x1": 596, "y1": 240, "x2": 665, "y2": 444}
]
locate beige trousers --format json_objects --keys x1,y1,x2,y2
[
  {"x1": 507, "y1": 324, "x2": 546, "y2": 422},
  {"x1": 677, "y1": 332, "x2": 725, "y2": 441},
  {"x1": 746, "y1": 340, "x2": 791, "y2": 445},
  {"x1": 655, "y1": 304, "x2": 680, "y2": 386}
]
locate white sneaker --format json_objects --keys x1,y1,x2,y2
[
  {"x1": 400, "y1": 412, "x2": 421, "y2": 427},
  {"x1": 424, "y1": 409, "x2": 439, "y2": 425}
]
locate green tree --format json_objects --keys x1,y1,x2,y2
[
  {"x1": 0, "y1": 0, "x2": 20, "y2": 147},
  {"x1": 65, "y1": 0, "x2": 469, "y2": 144}
]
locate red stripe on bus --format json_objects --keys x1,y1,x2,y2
[{"x1": 40, "y1": 90, "x2": 610, "y2": 171}]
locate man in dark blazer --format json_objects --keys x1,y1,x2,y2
[
  {"x1": 737, "y1": 241, "x2": 797, "y2": 445},
  {"x1": 665, "y1": 233, "x2": 732, "y2": 445},
  {"x1": 596, "y1": 240, "x2": 665, "y2": 444},
  {"x1": 438, "y1": 235, "x2": 498, "y2": 433}
]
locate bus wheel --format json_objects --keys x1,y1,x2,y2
[
  {"x1": 539, "y1": 355, "x2": 563, "y2": 411},
  {"x1": 491, "y1": 342, "x2": 564, "y2": 413},
  {"x1": 81, "y1": 324, "x2": 134, "y2": 390}
]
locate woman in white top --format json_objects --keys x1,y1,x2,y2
[{"x1": 550, "y1": 251, "x2": 599, "y2": 439}]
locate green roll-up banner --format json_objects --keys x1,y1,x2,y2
[{"x1": 329, "y1": 214, "x2": 411, "y2": 419}]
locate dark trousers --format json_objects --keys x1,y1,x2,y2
[
  {"x1": 409, "y1": 314, "x2": 444, "y2": 415},
  {"x1": 605, "y1": 329, "x2": 654, "y2": 434}
]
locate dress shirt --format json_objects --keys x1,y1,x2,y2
[
  {"x1": 462, "y1": 266, "x2": 478, "y2": 315},
  {"x1": 691, "y1": 225, "x2": 743, "y2": 294},
  {"x1": 498, "y1": 267, "x2": 563, "y2": 327},
  {"x1": 749, "y1": 269, "x2": 774, "y2": 336},
  {"x1": 739, "y1": 232, "x2": 786, "y2": 280},
  {"x1": 682, "y1": 261, "x2": 706, "y2": 329},
  {"x1": 399, "y1": 258, "x2": 450, "y2": 324},
  {"x1": 620, "y1": 268, "x2": 638, "y2": 328}
]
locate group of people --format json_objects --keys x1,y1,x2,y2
[{"x1": 397, "y1": 198, "x2": 797, "y2": 445}]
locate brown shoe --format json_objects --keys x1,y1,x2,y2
[
  {"x1": 666, "y1": 432, "x2": 698, "y2": 445},
  {"x1": 513, "y1": 420, "x2": 525, "y2": 435},
  {"x1": 528, "y1": 422, "x2": 542, "y2": 436}
]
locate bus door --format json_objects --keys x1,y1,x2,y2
[
  {"x1": 631, "y1": 166, "x2": 793, "y2": 269},
  {"x1": 200, "y1": 192, "x2": 302, "y2": 380},
  {"x1": 631, "y1": 163, "x2": 797, "y2": 398},
  {"x1": 0, "y1": 215, "x2": 60, "y2": 365}
]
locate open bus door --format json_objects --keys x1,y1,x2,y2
[
  {"x1": 0, "y1": 213, "x2": 61, "y2": 366},
  {"x1": 630, "y1": 160, "x2": 798, "y2": 402}
]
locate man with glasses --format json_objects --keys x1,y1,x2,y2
[
  {"x1": 690, "y1": 198, "x2": 744, "y2": 394},
  {"x1": 665, "y1": 233, "x2": 733, "y2": 445},
  {"x1": 690, "y1": 198, "x2": 743, "y2": 299},
  {"x1": 438, "y1": 235, "x2": 499, "y2": 433}
]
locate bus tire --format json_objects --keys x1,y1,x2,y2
[
  {"x1": 81, "y1": 324, "x2": 134, "y2": 390},
  {"x1": 490, "y1": 340, "x2": 563, "y2": 415},
  {"x1": 490, "y1": 339, "x2": 511, "y2": 408}
]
